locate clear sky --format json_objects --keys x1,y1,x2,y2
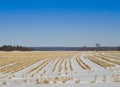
[{"x1": 0, "y1": 0, "x2": 120, "y2": 47}]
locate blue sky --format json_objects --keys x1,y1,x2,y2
[{"x1": 0, "y1": 0, "x2": 120, "y2": 47}]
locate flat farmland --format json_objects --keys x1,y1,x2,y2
[{"x1": 0, "y1": 51, "x2": 120, "y2": 87}]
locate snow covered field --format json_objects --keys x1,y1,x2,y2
[{"x1": 0, "y1": 51, "x2": 120, "y2": 87}]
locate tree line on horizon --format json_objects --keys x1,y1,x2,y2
[
  {"x1": 31, "y1": 47, "x2": 120, "y2": 51},
  {"x1": 0, "y1": 45, "x2": 33, "y2": 51},
  {"x1": 0, "y1": 45, "x2": 120, "y2": 51}
]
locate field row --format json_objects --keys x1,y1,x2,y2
[{"x1": 0, "y1": 51, "x2": 120, "y2": 86}]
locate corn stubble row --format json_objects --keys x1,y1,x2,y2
[{"x1": 0, "y1": 51, "x2": 120, "y2": 85}]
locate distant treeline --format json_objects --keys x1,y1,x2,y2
[
  {"x1": 31, "y1": 47, "x2": 120, "y2": 51},
  {"x1": 0, "y1": 45, "x2": 120, "y2": 51},
  {"x1": 0, "y1": 45, "x2": 33, "y2": 51}
]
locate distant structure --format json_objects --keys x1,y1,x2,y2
[
  {"x1": 83, "y1": 46, "x2": 87, "y2": 48},
  {"x1": 96, "y1": 43, "x2": 101, "y2": 47}
]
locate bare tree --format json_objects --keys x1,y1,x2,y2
[{"x1": 96, "y1": 43, "x2": 100, "y2": 47}]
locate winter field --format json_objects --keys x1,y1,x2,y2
[{"x1": 0, "y1": 51, "x2": 120, "y2": 87}]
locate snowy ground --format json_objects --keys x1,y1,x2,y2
[{"x1": 0, "y1": 51, "x2": 120, "y2": 87}]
